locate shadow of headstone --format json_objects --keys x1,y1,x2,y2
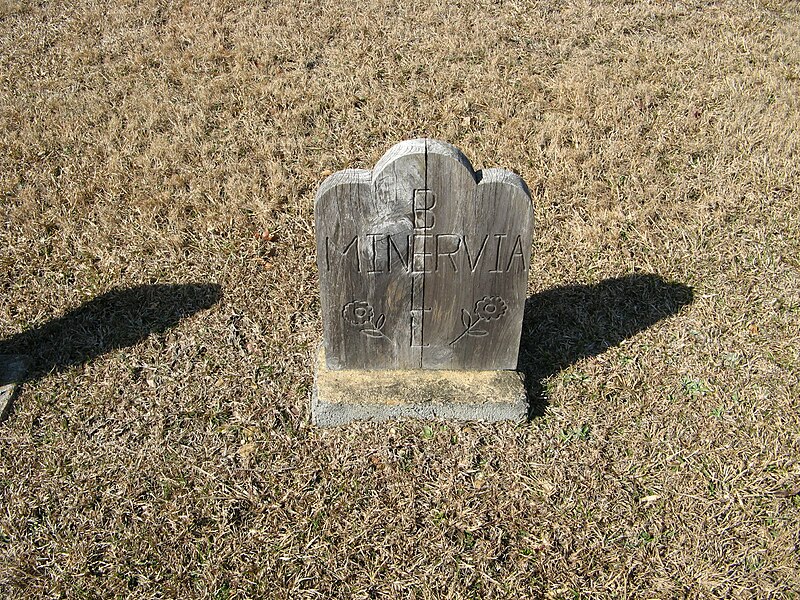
[
  {"x1": 517, "y1": 273, "x2": 693, "y2": 417},
  {"x1": 0, "y1": 283, "x2": 221, "y2": 419}
]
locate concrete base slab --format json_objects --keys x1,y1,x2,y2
[
  {"x1": 0, "y1": 355, "x2": 28, "y2": 422},
  {"x1": 312, "y1": 346, "x2": 527, "y2": 426}
]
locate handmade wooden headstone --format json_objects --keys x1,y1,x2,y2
[{"x1": 312, "y1": 139, "x2": 533, "y2": 425}]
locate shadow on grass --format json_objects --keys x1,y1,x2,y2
[
  {"x1": 517, "y1": 273, "x2": 693, "y2": 418},
  {"x1": 0, "y1": 283, "x2": 222, "y2": 389}
]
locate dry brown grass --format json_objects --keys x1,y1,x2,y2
[{"x1": 1, "y1": 0, "x2": 799, "y2": 597}]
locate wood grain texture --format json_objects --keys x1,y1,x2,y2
[{"x1": 316, "y1": 139, "x2": 533, "y2": 371}]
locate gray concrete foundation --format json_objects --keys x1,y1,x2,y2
[{"x1": 311, "y1": 346, "x2": 527, "y2": 426}]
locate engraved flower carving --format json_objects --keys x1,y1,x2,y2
[
  {"x1": 475, "y1": 296, "x2": 507, "y2": 321},
  {"x1": 343, "y1": 300, "x2": 374, "y2": 326},
  {"x1": 450, "y1": 295, "x2": 507, "y2": 345},
  {"x1": 342, "y1": 300, "x2": 388, "y2": 340}
]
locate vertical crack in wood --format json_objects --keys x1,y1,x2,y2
[{"x1": 420, "y1": 138, "x2": 429, "y2": 368}]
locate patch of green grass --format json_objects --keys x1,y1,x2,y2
[
  {"x1": 682, "y1": 378, "x2": 711, "y2": 397},
  {"x1": 561, "y1": 424, "x2": 591, "y2": 442}
]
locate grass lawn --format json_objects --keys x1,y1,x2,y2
[{"x1": 1, "y1": 0, "x2": 799, "y2": 597}]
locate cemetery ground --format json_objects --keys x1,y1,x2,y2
[{"x1": 0, "y1": 0, "x2": 799, "y2": 597}]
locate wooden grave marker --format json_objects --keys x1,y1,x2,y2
[{"x1": 313, "y1": 138, "x2": 533, "y2": 424}]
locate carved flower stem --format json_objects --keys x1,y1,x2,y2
[
  {"x1": 450, "y1": 316, "x2": 485, "y2": 345},
  {"x1": 361, "y1": 317, "x2": 389, "y2": 340}
]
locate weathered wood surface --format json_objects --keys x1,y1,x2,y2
[
  {"x1": 316, "y1": 138, "x2": 533, "y2": 371},
  {"x1": 0, "y1": 354, "x2": 27, "y2": 422}
]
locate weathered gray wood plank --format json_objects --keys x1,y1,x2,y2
[{"x1": 316, "y1": 141, "x2": 424, "y2": 369}]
